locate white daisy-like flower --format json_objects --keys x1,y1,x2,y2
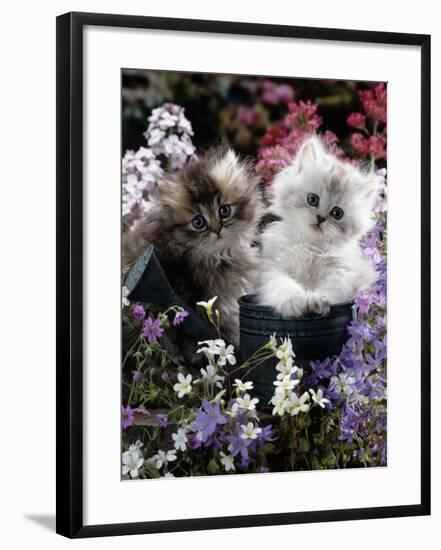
[
  {"x1": 200, "y1": 364, "x2": 225, "y2": 388},
  {"x1": 235, "y1": 393, "x2": 259, "y2": 412},
  {"x1": 220, "y1": 452, "x2": 235, "y2": 472},
  {"x1": 217, "y1": 343, "x2": 236, "y2": 367},
  {"x1": 273, "y1": 376, "x2": 299, "y2": 395},
  {"x1": 309, "y1": 388, "x2": 330, "y2": 408},
  {"x1": 233, "y1": 379, "x2": 254, "y2": 394},
  {"x1": 151, "y1": 449, "x2": 177, "y2": 469},
  {"x1": 122, "y1": 449, "x2": 144, "y2": 479},
  {"x1": 197, "y1": 338, "x2": 225, "y2": 357},
  {"x1": 270, "y1": 393, "x2": 287, "y2": 416},
  {"x1": 285, "y1": 392, "x2": 310, "y2": 416},
  {"x1": 276, "y1": 362, "x2": 298, "y2": 381},
  {"x1": 240, "y1": 422, "x2": 262, "y2": 440},
  {"x1": 172, "y1": 428, "x2": 188, "y2": 452},
  {"x1": 173, "y1": 373, "x2": 192, "y2": 398}
]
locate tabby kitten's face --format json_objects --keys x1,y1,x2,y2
[{"x1": 152, "y1": 148, "x2": 262, "y2": 259}]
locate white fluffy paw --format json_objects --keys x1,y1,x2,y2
[{"x1": 306, "y1": 291, "x2": 330, "y2": 316}]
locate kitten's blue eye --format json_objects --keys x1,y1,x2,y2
[
  {"x1": 191, "y1": 215, "x2": 206, "y2": 230},
  {"x1": 331, "y1": 207, "x2": 344, "y2": 220},
  {"x1": 307, "y1": 193, "x2": 319, "y2": 207},
  {"x1": 219, "y1": 204, "x2": 232, "y2": 219}
]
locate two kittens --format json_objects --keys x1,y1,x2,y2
[{"x1": 123, "y1": 136, "x2": 380, "y2": 343}]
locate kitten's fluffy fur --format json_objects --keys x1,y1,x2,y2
[
  {"x1": 258, "y1": 135, "x2": 380, "y2": 317},
  {"x1": 123, "y1": 147, "x2": 263, "y2": 344}
]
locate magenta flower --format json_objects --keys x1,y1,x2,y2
[
  {"x1": 132, "y1": 304, "x2": 145, "y2": 321},
  {"x1": 173, "y1": 309, "x2": 189, "y2": 326},
  {"x1": 347, "y1": 112, "x2": 366, "y2": 128},
  {"x1": 143, "y1": 317, "x2": 164, "y2": 343},
  {"x1": 122, "y1": 405, "x2": 135, "y2": 429}
]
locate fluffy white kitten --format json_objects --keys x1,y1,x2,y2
[{"x1": 258, "y1": 135, "x2": 380, "y2": 317}]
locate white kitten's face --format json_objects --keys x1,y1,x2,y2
[{"x1": 271, "y1": 136, "x2": 379, "y2": 246}]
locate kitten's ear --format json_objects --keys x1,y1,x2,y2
[
  {"x1": 211, "y1": 148, "x2": 243, "y2": 184},
  {"x1": 296, "y1": 135, "x2": 326, "y2": 172},
  {"x1": 356, "y1": 171, "x2": 381, "y2": 206}
]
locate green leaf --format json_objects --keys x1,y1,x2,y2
[
  {"x1": 207, "y1": 458, "x2": 220, "y2": 474},
  {"x1": 300, "y1": 437, "x2": 310, "y2": 453}
]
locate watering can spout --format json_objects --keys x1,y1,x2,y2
[{"x1": 124, "y1": 245, "x2": 216, "y2": 341}]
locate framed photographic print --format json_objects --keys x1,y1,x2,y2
[{"x1": 56, "y1": 11, "x2": 431, "y2": 538}]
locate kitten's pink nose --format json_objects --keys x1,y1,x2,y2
[{"x1": 316, "y1": 215, "x2": 325, "y2": 225}]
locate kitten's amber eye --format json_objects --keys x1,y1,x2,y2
[
  {"x1": 307, "y1": 193, "x2": 319, "y2": 207},
  {"x1": 191, "y1": 215, "x2": 206, "y2": 230},
  {"x1": 331, "y1": 207, "x2": 344, "y2": 220},
  {"x1": 219, "y1": 204, "x2": 232, "y2": 219}
]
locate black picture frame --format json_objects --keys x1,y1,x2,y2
[{"x1": 56, "y1": 11, "x2": 431, "y2": 539}]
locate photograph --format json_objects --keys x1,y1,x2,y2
[{"x1": 120, "y1": 69, "x2": 388, "y2": 479}]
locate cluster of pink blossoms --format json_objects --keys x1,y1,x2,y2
[
  {"x1": 122, "y1": 103, "x2": 196, "y2": 229},
  {"x1": 256, "y1": 100, "x2": 340, "y2": 184},
  {"x1": 348, "y1": 83, "x2": 387, "y2": 160}
]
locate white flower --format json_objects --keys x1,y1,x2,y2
[
  {"x1": 270, "y1": 393, "x2": 287, "y2": 416},
  {"x1": 331, "y1": 373, "x2": 356, "y2": 397},
  {"x1": 276, "y1": 337, "x2": 295, "y2": 361},
  {"x1": 122, "y1": 449, "x2": 144, "y2": 479},
  {"x1": 197, "y1": 338, "x2": 225, "y2": 357},
  {"x1": 240, "y1": 422, "x2": 262, "y2": 440},
  {"x1": 233, "y1": 379, "x2": 254, "y2": 394},
  {"x1": 200, "y1": 363, "x2": 225, "y2": 388},
  {"x1": 276, "y1": 361, "x2": 298, "y2": 381},
  {"x1": 235, "y1": 393, "x2": 259, "y2": 411},
  {"x1": 196, "y1": 296, "x2": 218, "y2": 318},
  {"x1": 173, "y1": 373, "x2": 192, "y2": 398},
  {"x1": 217, "y1": 343, "x2": 236, "y2": 366},
  {"x1": 129, "y1": 440, "x2": 143, "y2": 452},
  {"x1": 122, "y1": 286, "x2": 130, "y2": 308},
  {"x1": 309, "y1": 388, "x2": 330, "y2": 408},
  {"x1": 267, "y1": 333, "x2": 278, "y2": 351},
  {"x1": 273, "y1": 376, "x2": 299, "y2": 395},
  {"x1": 212, "y1": 389, "x2": 227, "y2": 404},
  {"x1": 162, "y1": 472, "x2": 175, "y2": 479},
  {"x1": 172, "y1": 428, "x2": 188, "y2": 452},
  {"x1": 220, "y1": 452, "x2": 235, "y2": 472},
  {"x1": 285, "y1": 392, "x2": 310, "y2": 416},
  {"x1": 152, "y1": 449, "x2": 177, "y2": 469}
]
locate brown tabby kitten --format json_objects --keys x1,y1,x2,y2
[{"x1": 123, "y1": 147, "x2": 263, "y2": 345}]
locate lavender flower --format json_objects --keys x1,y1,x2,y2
[
  {"x1": 173, "y1": 309, "x2": 189, "y2": 326},
  {"x1": 191, "y1": 400, "x2": 227, "y2": 443},
  {"x1": 122, "y1": 405, "x2": 135, "y2": 429},
  {"x1": 143, "y1": 317, "x2": 164, "y2": 344},
  {"x1": 132, "y1": 304, "x2": 145, "y2": 321}
]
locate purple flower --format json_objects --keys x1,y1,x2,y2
[
  {"x1": 186, "y1": 433, "x2": 202, "y2": 449},
  {"x1": 191, "y1": 401, "x2": 227, "y2": 443},
  {"x1": 226, "y1": 434, "x2": 252, "y2": 460},
  {"x1": 173, "y1": 309, "x2": 189, "y2": 326},
  {"x1": 155, "y1": 414, "x2": 168, "y2": 429},
  {"x1": 132, "y1": 304, "x2": 145, "y2": 321},
  {"x1": 356, "y1": 291, "x2": 374, "y2": 314},
  {"x1": 122, "y1": 405, "x2": 135, "y2": 429},
  {"x1": 132, "y1": 370, "x2": 141, "y2": 382},
  {"x1": 143, "y1": 317, "x2": 164, "y2": 344}
]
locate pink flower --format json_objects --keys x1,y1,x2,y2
[
  {"x1": 359, "y1": 83, "x2": 387, "y2": 123},
  {"x1": 350, "y1": 133, "x2": 369, "y2": 156},
  {"x1": 368, "y1": 134, "x2": 387, "y2": 159},
  {"x1": 347, "y1": 112, "x2": 366, "y2": 128}
]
